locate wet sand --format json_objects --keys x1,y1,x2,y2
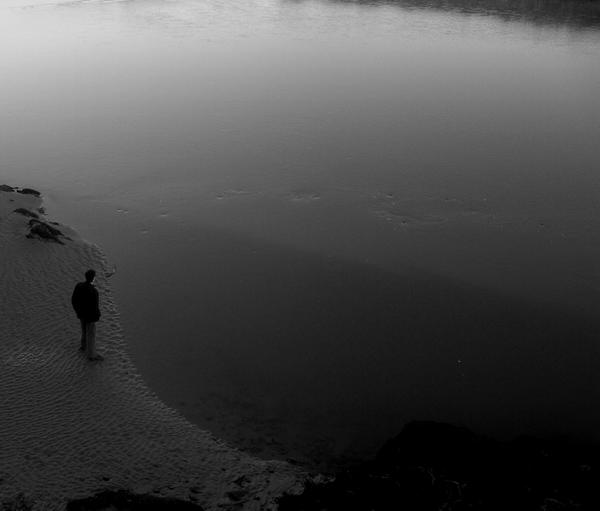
[{"x1": 0, "y1": 187, "x2": 305, "y2": 509}]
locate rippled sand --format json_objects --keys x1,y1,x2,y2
[{"x1": 0, "y1": 188, "x2": 304, "y2": 510}]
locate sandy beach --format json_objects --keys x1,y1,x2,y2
[{"x1": 0, "y1": 186, "x2": 305, "y2": 510}]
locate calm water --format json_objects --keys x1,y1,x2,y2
[{"x1": 2, "y1": 0, "x2": 600, "y2": 467}]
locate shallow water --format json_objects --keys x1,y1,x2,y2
[{"x1": 2, "y1": 0, "x2": 600, "y2": 467}]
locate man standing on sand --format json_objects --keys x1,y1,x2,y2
[{"x1": 71, "y1": 269, "x2": 103, "y2": 361}]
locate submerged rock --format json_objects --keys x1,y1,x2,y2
[
  {"x1": 278, "y1": 421, "x2": 600, "y2": 511},
  {"x1": 66, "y1": 490, "x2": 204, "y2": 511},
  {"x1": 16, "y1": 188, "x2": 41, "y2": 197},
  {"x1": 0, "y1": 184, "x2": 15, "y2": 193}
]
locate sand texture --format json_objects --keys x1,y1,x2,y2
[{"x1": 0, "y1": 188, "x2": 304, "y2": 510}]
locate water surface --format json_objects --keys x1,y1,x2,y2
[{"x1": 1, "y1": 0, "x2": 600, "y2": 468}]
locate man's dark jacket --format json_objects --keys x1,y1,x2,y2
[{"x1": 71, "y1": 282, "x2": 101, "y2": 323}]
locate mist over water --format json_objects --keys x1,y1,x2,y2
[{"x1": 2, "y1": 0, "x2": 600, "y2": 467}]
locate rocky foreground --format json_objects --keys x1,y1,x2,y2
[
  {"x1": 4, "y1": 421, "x2": 597, "y2": 510},
  {"x1": 278, "y1": 421, "x2": 600, "y2": 511}
]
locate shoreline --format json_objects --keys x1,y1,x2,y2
[
  {"x1": 39, "y1": 185, "x2": 600, "y2": 474},
  {"x1": 3, "y1": 185, "x2": 600, "y2": 510},
  {"x1": 0, "y1": 185, "x2": 306, "y2": 510}
]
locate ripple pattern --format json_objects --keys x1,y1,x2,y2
[{"x1": 0, "y1": 191, "x2": 304, "y2": 510}]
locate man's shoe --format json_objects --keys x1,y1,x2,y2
[{"x1": 88, "y1": 354, "x2": 104, "y2": 362}]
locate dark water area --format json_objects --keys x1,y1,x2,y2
[
  {"x1": 113, "y1": 220, "x2": 600, "y2": 466},
  {"x1": 2, "y1": 0, "x2": 600, "y2": 468}
]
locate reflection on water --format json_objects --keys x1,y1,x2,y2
[
  {"x1": 9, "y1": 0, "x2": 600, "y2": 31},
  {"x1": 1, "y1": 0, "x2": 600, "y2": 468},
  {"x1": 311, "y1": 0, "x2": 600, "y2": 29}
]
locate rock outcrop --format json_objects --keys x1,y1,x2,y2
[
  {"x1": 16, "y1": 188, "x2": 41, "y2": 197},
  {"x1": 2, "y1": 185, "x2": 69, "y2": 243},
  {"x1": 26, "y1": 219, "x2": 67, "y2": 244},
  {"x1": 0, "y1": 185, "x2": 42, "y2": 197},
  {"x1": 278, "y1": 421, "x2": 600, "y2": 510}
]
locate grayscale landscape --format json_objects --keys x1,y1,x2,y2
[{"x1": 1, "y1": 0, "x2": 599, "y2": 509}]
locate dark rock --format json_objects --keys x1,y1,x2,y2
[
  {"x1": 13, "y1": 208, "x2": 39, "y2": 219},
  {"x1": 278, "y1": 421, "x2": 600, "y2": 511},
  {"x1": 26, "y1": 219, "x2": 65, "y2": 245},
  {"x1": 17, "y1": 188, "x2": 41, "y2": 197},
  {"x1": 66, "y1": 490, "x2": 204, "y2": 511},
  {"x1": 0, "y1": 184, "x2": 15, "y2": 193}
]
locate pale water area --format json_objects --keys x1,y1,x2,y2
[{"x1": 1, "y1": 0, "x2": 600, "y2": 468}]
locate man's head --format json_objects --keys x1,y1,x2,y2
[{"x1": 85, "y1": 269, "x2": 96, "y2": 283}]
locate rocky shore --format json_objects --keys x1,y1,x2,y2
[
  {"x1": 3, "y1": 420, "x2": 598, "y2": 510},
  {"x1": 279, "y1": 421, "x2": 600, "y2": 510}
]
